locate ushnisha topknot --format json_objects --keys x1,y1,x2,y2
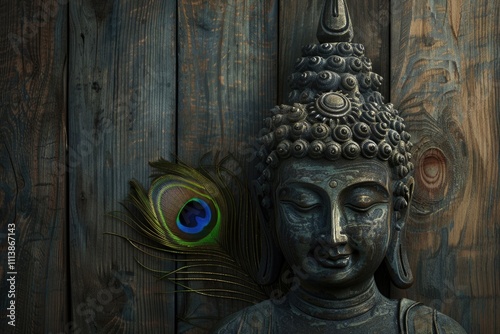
[
  {"x1": 287, "y1": 42, "x2": 384, "y2": 106},
  {"x1": 255, "y1": 0, "x2": 413, "y2": 212}
]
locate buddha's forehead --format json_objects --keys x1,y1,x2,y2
[{"x1": 277, "y1": 158, "x2": 390, "y2": 189}]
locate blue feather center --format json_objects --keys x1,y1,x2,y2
[{"x1": 176, "y1": 198, "x2": 212, "y2": 234}]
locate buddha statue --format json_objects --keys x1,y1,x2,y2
[{"x1": 213, "y1": 1, "x2": 466, "y2": 333}]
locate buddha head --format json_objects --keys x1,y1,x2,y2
[{"x1": 253, "y1": 0, "x2": 414, "y2": 292}]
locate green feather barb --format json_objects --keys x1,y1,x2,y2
[{"x1": 110, "y1": 156, "x2": 267, "y2": 306}]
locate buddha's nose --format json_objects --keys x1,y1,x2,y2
[{"x1": 330, "y1": 204, "x2": 348, "y2": 244}]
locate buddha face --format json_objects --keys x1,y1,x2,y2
[{"x1": 274, "y1": 158, "x2": 393, "y2": 292}]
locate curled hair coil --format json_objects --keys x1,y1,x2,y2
[
  {"x1": 272, "y1": 114, "x2": 284, "y2": 127},
  {"x1": 291, "y1": 139, "x2": 309, "y2": 158},
  {"x1": 370, "y1": 72, "x2": 383, "y2": 88},
  {"x1": 342, "y1": 140, "x2": 361, "y2": 159},
  {"x1": 360, "y1": 108, "x2": 376, "y2": 123},
  {"x1": 297, "y1": 71, "x2": 318, "y2": 87},
  {"x1": 371, "y1": 122, "x2": 388, "y2": 140},
  {"x1": 294, "y1": 57, "x2": 309, "y2": 71},
  {"x1": 302, "y1": 44, "x2": 317, "y2": 56},
  {"x1": 361, "y1": 57, "x2": 372, "y2": 72},
  {"x1": 311, "y1": 123, "x2": 331, "y2": 140},
  {"x1": 391, "y1": 153, "x2": 406, "y2": 166},
  {"x1": 401, "y1": 131, "x2": 411, "y2": 142},
  {"x1": 309, "y1": 140, "x2": 326, "y2": 158},
  {"x1": 299, "y1": 89, "x2": 316, "y2": 104},
  {"x1": 276, "y1": 140, "x2": 292, "y2": 159},
  {"x1": 315, "y1": 71, "x2": 342, "y2": 91},
  {"x1": 308, "y1": 56, "x2": 326, "y2": 71},
  {"x1": 291, "y1": 121, "x2": 311, "y2": 139},
  {"x1": 388, "y1": 129, "x2": 401, "y2": 146},
  {"x1": 265, "y1": 151, "x2": 280, "y2": 168},
  {"x1": 390, "y1": 120, "x2": 405, "y2": 132},
  {"x1": 376, "y1": 111, "x2": 391, "y2": 125},
  {"x1": 275, "y1": 125, "x2": 291, "y2": 141},
  {"x1": 377, "y1": 141, "x2": 393, "y2": 160},
  {"x1": 258, "y1": 133, "x2": 274, "y2": 146},
  {"x1": 287, "y1": 105, "x2": 307, "y2": 122},
  {"x1": 357, "y1": 74, "x2": 372, "y2": 91},
  {"x1": 341, "y1": 74, "x2": 358, "y2": 91},
  {"x1": 352, "y1": 122, "x2": 371, "y2": 140},
  {"x1": 397, "y1": 165, "x2": 410, "y2": 178},
  {"x1": 352, "y1": 43, "x2": 365, "y2": 56},
  {"x1": 333, "y1": 124, "x2": 353, "y2": 142},
  {"x1": 337, "y1": 42, "x2": 353, "y2": 56},
  {"x1": 317, "y1": 43, "x2": 335, "y2": 56},
  {"x1": 325, "y1": 142, "x2": 342, "y2": 160},
  {"x1": 326, "y1": 55, "x2": 347, "y2": 72},
  {"x1": 348, "y1": 57, "x2": 363, "y2": 72},
  {"x1": 361, "y1": 139, "x2": 378, "y2": 158}
]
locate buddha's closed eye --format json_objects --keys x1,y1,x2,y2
[
  {"x1": 343, "y1": 184, "x2": 389, "y2": 212},
  {"x1": 278, "y1": 186, "x2": 322, "y2": 212}
]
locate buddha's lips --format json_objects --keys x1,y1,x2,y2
[
  {"x1": 316, "y1": 254, "x2": 351, "y2": 268},
  {"x1": 313, "y1": 246, "x2": 353, "y2": 268}
]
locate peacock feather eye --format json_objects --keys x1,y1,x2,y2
[
  {"x1": 176, "y1": 198, "x2": 212, "y2": 234},
  {"x1": 149, "y1": 175, "x2": 221, "y2": 247}
]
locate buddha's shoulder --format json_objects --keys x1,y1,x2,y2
[
  {"x1": 212, "y1": 300, "x2": 281, "y2": 333},
  {"x1": 399, "y1": 298, "x2": 467, "y2": 334}
]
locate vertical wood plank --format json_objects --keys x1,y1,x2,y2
[
  {"x1": 176, "y1": 0, "x2": 278, "y2": 331},
  {"x1": 69, "y1": 0, "x2": 176, "y2": 332},
  {"x1": 390, "y1": 0, "x2": 500, "y2": 332},
  {"x1": 178, "y1": 0, "x2": 278, "y2": 163},
  {"x1": 0, "y1": 0, "x2": 68, "y2": 332}
]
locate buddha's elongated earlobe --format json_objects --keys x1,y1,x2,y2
[
  {"x1": 252, "y1": 181, "x2": 284, "y2": 285},
  {"x1": 386, "y1": 177, "x2": 414, "y2": 289},
  {"x1": 386, "y1": 229, "x2": 413, "y2": 288}
]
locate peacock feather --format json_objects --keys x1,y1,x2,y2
[{"x1": 110, "y1": 155, "x2": 268, "y2": 307}]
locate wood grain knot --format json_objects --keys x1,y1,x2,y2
[{"x1": 416, "y1": 148, "x2": 447, "y2": 198}]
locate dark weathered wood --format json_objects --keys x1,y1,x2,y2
[
  {"x1": 68, "y1": 0, "x2": 177, "y2": 332},
  {"x1": 390, "y1": 0, "x2": 500, "y2": 332},
  {"x1": 0, "y1": 0, "x2": 497, "y2": 332},
  {"x1": 176, "y1": 0, "x2": 278, "y2": 331},
  {"x1": 0, "y1": 0, "x2": 68, "y2": 332},
  {"x1": 177, "y1": 0, "x2": 278, "y2": 162}
]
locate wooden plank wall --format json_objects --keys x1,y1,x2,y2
[
  {"x1": 68, "y1": 0, "x2": 177, "y2": 333},
  {"x1": 0, "y1": 0, "x2": 498, "y2": 333},
  {"x1": 390, "y1": 1, "x2": 500, "y2": 333},
  {"x1": 176, "y1": 1, "x2": 278, "y2": 332},
  {"x1": 0, "y1": 0, "x2": 68, "y2": 333}
]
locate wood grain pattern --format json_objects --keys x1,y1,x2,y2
[
  {"x1": 176, "y1": 1, "x2": 278, "y2": 331},
  {"x1": 177, "y1": 0, "x2": 278, "y2": 163},
  {"x1": 390, "y1": 0, "x2": 500, "y2": 332},
  {"x1": 1, "y1": 0, "x2": 498, "y2": 332},
  {"x1": 68, "y1": 0, "x2": 177, "y2": 332},
  {"x1": 0, "y1": 0, "x2": 68, "y2": 332}
]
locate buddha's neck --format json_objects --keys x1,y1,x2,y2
[{"x1": 288, "y1": 279, "x2": 381, "y2": 320}]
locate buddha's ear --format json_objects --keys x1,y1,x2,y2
[
  {"x1": 251, "y1": 181, "x2": 284, "y2": 285},
  {"x1": 385, "y1": 176, "x2": 414, "y2": 289}
]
